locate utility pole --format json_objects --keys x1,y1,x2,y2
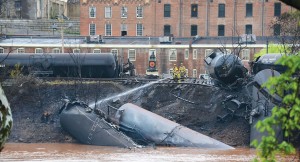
[
  {"x1": 58, "y1": 14, "x2": 71, "y2": 54},
  {"x1": 58, "y1": 16, "x2": 64, "y2": 53},
  {"x1": 48, "y1": 0, "x2": 50, "y2": 19}
]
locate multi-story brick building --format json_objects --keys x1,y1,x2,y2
[
  {"x1": 0, "y1": 36, "x2": 274, "y2": 77},
  {"x1": 80, "y1": 0, "x2": 294, "y2": 37},
  {"x1": 0, "y1": 1, "x2": 295, "y2": 78}
]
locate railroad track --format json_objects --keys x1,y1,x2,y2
[
  {"x1": 1, "y1": 77, "x2": 214, "y2": 87},
  {"x1": 39, "y1": 77, "x2": 213, "y2": 86}
]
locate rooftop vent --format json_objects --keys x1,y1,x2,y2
[
  {"x1": 86, "y1": 35, "x2": 103, "y2": 44},
  {"x1": 159, "y1": 36, "x2": 173, "y2": 44},
  {"x1": 239, "y1": 34, "x2": 256, "y2": 44}
]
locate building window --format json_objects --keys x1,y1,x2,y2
[
  {"x1": 245, "y1": 24, "x2": 252, "y2": 34},
  {"x1": 169, "y1": 49, "x2": 177, "y2": 61},
  {"x1": 164, "y1": 25, "x2": 171, "y2": 36},
  {"x1": 17, "y1": 48, "x2": 25, "y2": 53},
  {"x1": 35, "y1": 48, "x2": 43, "y2": 53},
  {"x1": 273, "y1": 24, "x2": 281, "y2": 36},
  {"x1": 218, "y1": 25, "x2": 225, "y2": 36},
  {"x1": 52, "y1": 48, "x2": 60, "y2": 53},
  {"x1": 185, "y1": 69, "x2": 189, "y2": 77},
  {"x1": 164, "y1": 4, "x2": 171, "y2": 17},
  {"x1": 93, "y1": 49, "x2": 101, "y2": 53},
  {"x1": 246, "y1": 3, "x2": 253, "y2": 17},
  {"x1": 218, "y1": 4, "x2": 225, "y2": 18},
  {"x1": 105, "y1": 7, "x2": 112, "y2": 18},
  {"x1": 15, "y1": 1, "x2": 21, "y2": 8},
  {"x1": 111, "y1": 49, "x2": 118, "y2": 56},
  {"x1": 193, "y1": 49, "x2": 197, "y2": 59},
  {"x1": 73, "y1": 49, "x2": 80, "y2": 53},
  {"x1": 128, "y1": 49, "x2": 136, "y2": 61},
  {"x1": 241, "y1": 49, "x2": 250, "y2": 60},
  {"x1": 121, "y1": 6, "x2": 128, "y2": 18},
  {"x1": 105, "y1": 24, "x2": 112, "y2": 36},
  {"x1": 149, "y1": 49, "x2": 156, "y2": 60},
  {"x1": 0, "y1": 48, "x2": 4, "y2": 53},
  {"x1": 191, "y1": 25, "x2": 197, "y2": 36},
  {"x1": 136, "y1": 24, "x2": 143, "y2": 36},
  {"x1": 89, "y1": 6, "x2": 96, "y2": 18},
  {"x1": 191, "y1": 4, "x2": 198, "y2": 18},
  {"x1": 169, "y1": 69, "x2": 173, "y2": 75},
  {"x1": 192, "y1": 69, "x2": 197, "y2": 78},
  {"x1": 205, "y1": 49, "x2": 213, "y2": 58},
  {"x1": 136, "y1": 6, "x2": 143, "y2": 18},
  {"x1": 121, "y1": 24, "x2": 128, "y2": 36},
  {"x1": 89, "y1": 23, "x2": 96, "y2": 35},
  {"x1": 184, "y1": 49, "x2": 189, "y2": 60},
  {"x1": 274, "y1": 3, "x2": 281, "y2": 17}
]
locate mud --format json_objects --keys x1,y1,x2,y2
[{"x1": 3, "y1": 77, "x2": 250, "y2": 147}]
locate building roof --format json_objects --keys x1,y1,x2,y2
[{"x1": 0, "y1": 35, "x2": 283, "y2": 48}]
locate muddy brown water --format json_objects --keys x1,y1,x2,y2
[
  {"x1": 1, "y1": 143, "x2": 297, "y2": 162},
  {"x1": 0, "y1": 143, "x2": 258, "y2": 162}
]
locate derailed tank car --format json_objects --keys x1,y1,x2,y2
[
  {"x1": 204, "y1": 51, "x2": 248, "y2": 85},
  {"x1": 59, "y1": 101, "x2": 234, "y2": 149},
  {"x1": 0, "y1": 53, "x2": 119, "y2": 78},
  {"x1": 251, "y1": 53, "x2": 286, "y2": 74}
]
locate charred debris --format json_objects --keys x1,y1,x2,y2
[{"x1": 58, "y1": 51, "x2": 286, "y2": 149}]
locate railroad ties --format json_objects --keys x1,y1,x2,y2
[{"x1": 1, "y1": 77, "x2": 214, "y2": 87}]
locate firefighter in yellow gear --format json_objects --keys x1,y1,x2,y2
[
  {"x1": 179, "y1": 63, "x2": 186, "y2": 79},
  {"x1": 172, "y1": 64, "x2": 180, "y2": 81}
]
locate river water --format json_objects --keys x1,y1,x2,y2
[{"x1": 0, "y1": 143, "x2": 258, "y2": 162}]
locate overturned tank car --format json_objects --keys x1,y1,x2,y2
[
  {"x1": 251, "y1": 53, "x2": 286, "y2": 74},
  {"x1": 205, "y1": 51, "x2": 285, "y2": 145},
  {"x1": 204, "y1": 51, "x2": 248, "y2": 85},
  {"x1": 59, "y1": 101, "x2": 234, "y2": 149},
  {"x1": 59, "y1": 101, "x2": 137, "y2": 148}
]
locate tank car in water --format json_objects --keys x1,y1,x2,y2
[{"x1": 0, "y1": 53, "x2": 119, "y2": 78}]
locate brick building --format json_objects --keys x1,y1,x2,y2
[
  {"x1": 0, "y1": 1, "x2": 295, "y2": 78},
  {"x1": 0, "y1": 36, "x2": 273, "y2": 77},
  {"x1": 80, "y1": 0, "x2": 294, "y2": 37}
]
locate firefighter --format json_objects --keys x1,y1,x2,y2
[
  {"x1": 172, "y1": 64, "x2": 180, "y2": 81},
  {"x1": 179, "y1": 63, "x2": 186, "y2": 79}
]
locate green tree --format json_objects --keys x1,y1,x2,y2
[
  {"x1": 251, "y1": 53, "x2": 300, "y2": 161},
  {"x1": 251, "y1": 10, "x2": 300, "y2": 162},
  {"x1": 253, "y1": 44, "x2": 287, "y2": 60}
]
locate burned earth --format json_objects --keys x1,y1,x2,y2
[{"x1": 3, "y1": 77, "x2": 250, "y2": 147}]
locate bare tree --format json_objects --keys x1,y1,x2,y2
[
  {"x1": 279, "y1": 0, "x2": 300, "y2": 10},
  {"x1": 271, "y1": 11, "x2": 300, "y2": 54}
]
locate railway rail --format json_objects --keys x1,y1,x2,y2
[{"x1": 1, "y1": 76, "x2": 213, "y2": 87}]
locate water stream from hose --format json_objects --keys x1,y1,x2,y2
[{"x1": 88, "y1": 78, "x2": 167, "y2": 108}]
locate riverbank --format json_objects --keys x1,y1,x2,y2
[{"x1": 3, "y1": 77, "x2": 250, "y2": 147}]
